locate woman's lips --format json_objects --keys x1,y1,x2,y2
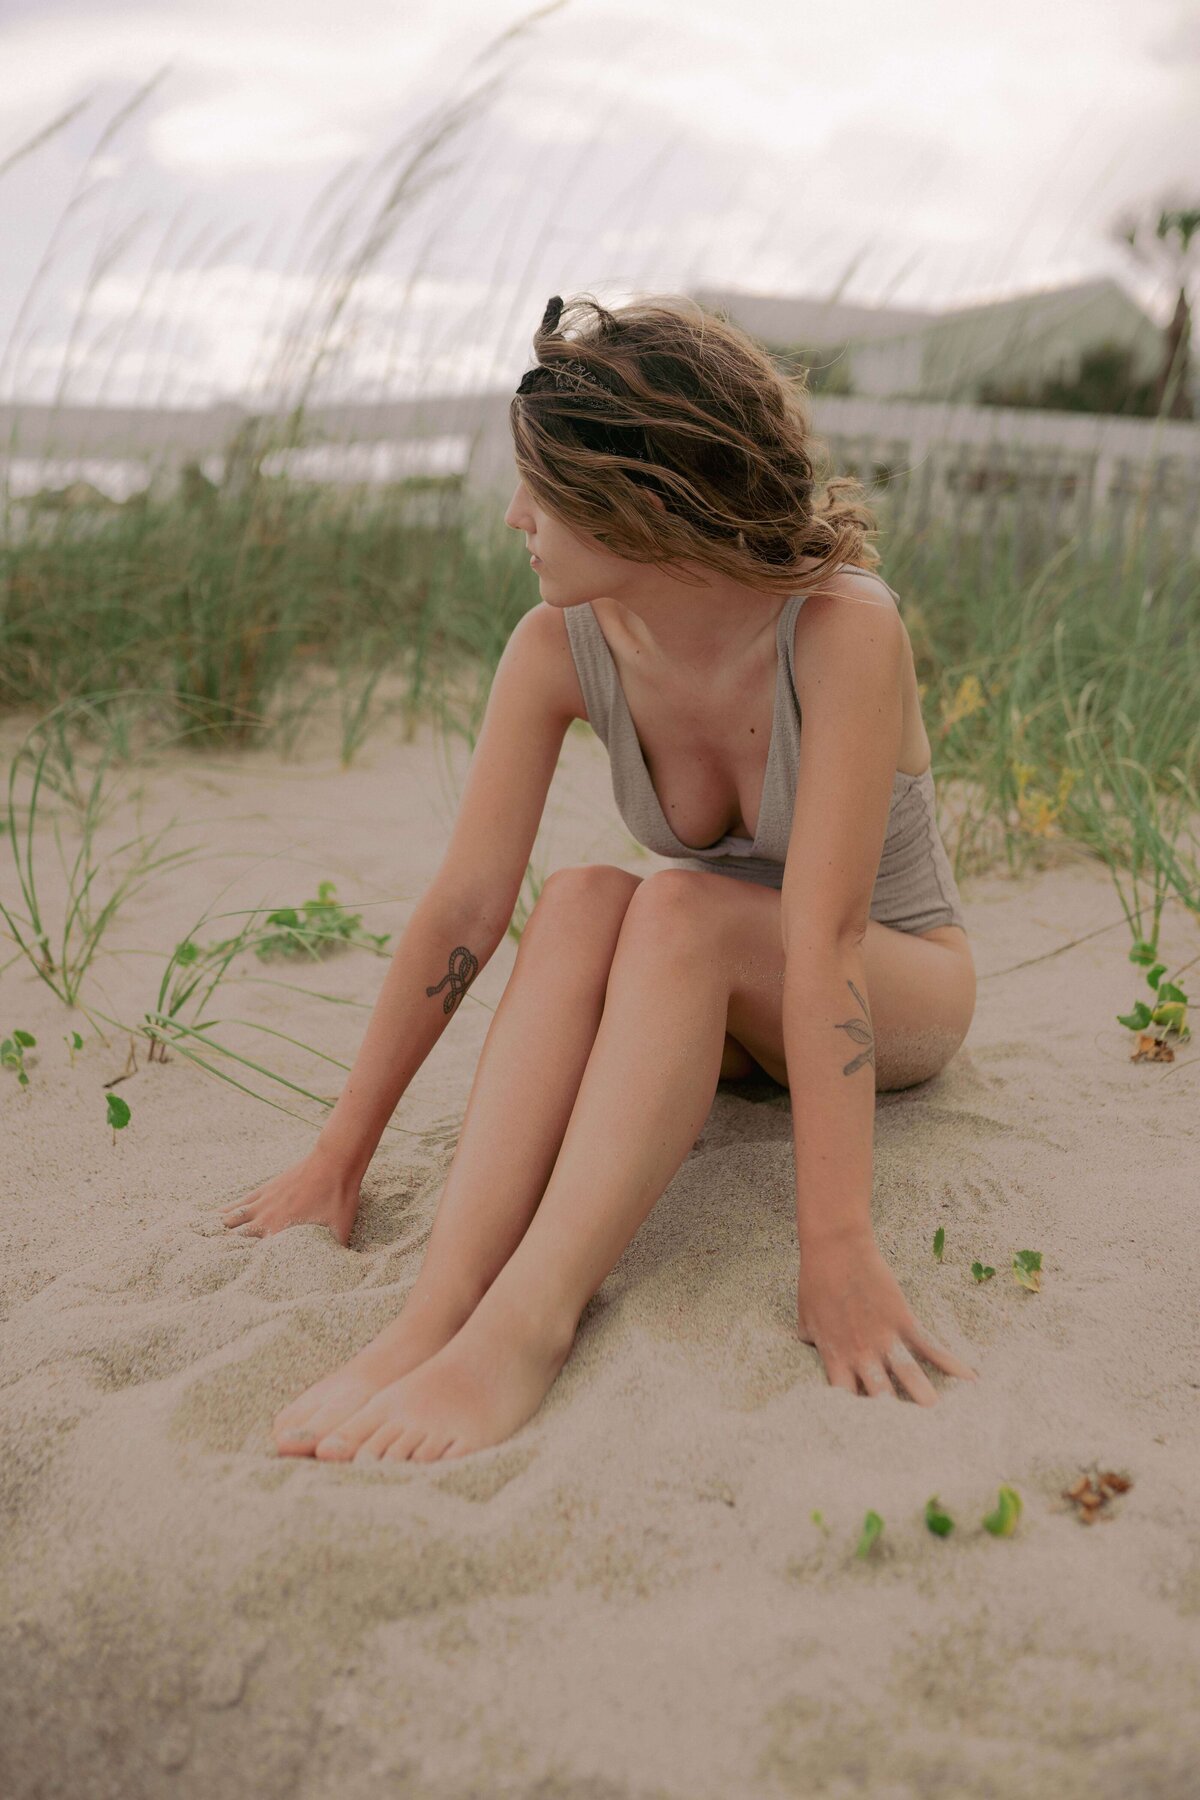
[{"x1": 530, "y1": 554, "x2": 542, "y2": 567}]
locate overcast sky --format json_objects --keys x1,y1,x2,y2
[{"x1": 2, "y1": 0, "x2": 1197, "y2": 409}]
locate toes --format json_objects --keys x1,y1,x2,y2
[
  {"x1": 275, "y1": 1422, "x2": 319, "y2": 1456},
  {"x1": 314, "y1": 1410, "x2": 384, "y2": 1460},
  {"x1": 287, "y1": 1388, "x2": 371, "y2": 1447},
  {"x1": 383, "y1": 1427, "x2": 429, "y2": 1463},
  {"x1": 314, "y1": 1432, "x2": 355, "y2": 1461},
  {"x1": 273, "y1": 1392, "x2": 359, "y2": 1455},
  {"x1": 410, "y1": 1434, "x2": 455, "y2": 1464},
  {"x1": 352, "y1": 1425, "x2": 402, "y2": 1463},
  {"x1": 313, "y1": 1382, "x2": 412, "y2": 1460}
]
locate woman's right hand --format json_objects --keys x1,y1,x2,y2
[{"x1": 220, "y1": 1143, "x2": 364, "y2": 1246}]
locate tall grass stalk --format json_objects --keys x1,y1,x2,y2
[
  {"x1": 2, "y1": 702, "x2": 210, "y2": 1006},
  {"x1": 3, "y1": 30, "x2": 1198, "y2": 1119}
]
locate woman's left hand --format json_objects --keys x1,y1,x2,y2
[{"x1": 796, "y1": 1229, "x2": 979, "y2": 1406}]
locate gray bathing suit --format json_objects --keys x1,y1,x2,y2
[{"x1": 561, "y1": 566, "x2": 967, "y2": 937}]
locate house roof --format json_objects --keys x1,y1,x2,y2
[
  {"x1": 691, "y1": 276, "x2": 1157, "y2": 351},
  {"x1": 690, "y1": 286, "x2": 936, "y2": 348}
]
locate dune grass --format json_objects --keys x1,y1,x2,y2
[
  {"x1": 3, "y1": 501, "x2": 1195, "y2": 1130},
  {"x1": 1, "y1": 36, "x2": 1197, "y2": 1132}
]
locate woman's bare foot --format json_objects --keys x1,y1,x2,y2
[
  {"x1": 276, "y1": 1280, "x2": 577, "y2": 1464},
  {"x1": 272, "y1": 1277, "x2": 486, "y2": 1453}
]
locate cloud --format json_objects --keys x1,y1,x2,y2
[
  {"x1": 0, "y1": 0, "x2": 1191, "y2": 405},
  {"x1": 148, "y1": 91, "x2": 367, "y2": 173}
]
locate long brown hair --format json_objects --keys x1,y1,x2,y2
[{"x1": 510, "y1": 291, "x2": 881, "y2": 596}]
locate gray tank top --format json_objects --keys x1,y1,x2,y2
[{"x1": 561, "y1": 566, "x2": 967, "y2": 935}]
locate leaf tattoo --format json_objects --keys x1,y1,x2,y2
[
  {"x1": 425, "y1": 944, "x2": 479, "y2": 1015},
  {"x1": 833, "y1": 977, "x2": 875, "y2": 1076}
]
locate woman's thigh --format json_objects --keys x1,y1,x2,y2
[
  {"x1": 634, "y1": 869, "x2": 976, "y2": 1094},
  {"x1": 533, "y1": 865, "x2": 973, "y2": 1093}
]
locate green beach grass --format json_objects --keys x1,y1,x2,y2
[{"x1": 1, "y1": 55, "x2": 1197, "y2": 1129}]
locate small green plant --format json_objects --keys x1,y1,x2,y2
[
  {"x1": 924, "y1": 1496, "x2": 955, "y2": 1538},
  {"x1": 64, "y1": 1030, "x2": 84, "y2": 1065},
  {"x1": 854, "y1": 1510, "x2": 884, "y2": 1559},
  {"x1": 139, "y1": 878, "x2": 394, "y2": 1089},
  {"x1": 1013, "y1": 1249, "x2": 1043, "y2": 1292},
  {"x1": 252, "y1": 881, "x2": 390, "y2": 961},
  {"x1": 148, "y1": 903, "x2": 274, "y2": 1057},
  {"x1": 982, "y1": 1485, "x2": 1023, "y2": 1537},
  {"x1": 105, "y1": 1092, "x2": 131, "y2": 1143},
  {"x1": 810, "y1": 1509, "x2": 830, "y2": 1536},
  {"x1": 971, "y1": 1261, "x2": 996, "y2": 1282},
  {"x1": 1118, "y1": 937, "x2": 1191, "y2": 1046},
  {"x1": 128, "y1": 881, "x2": 424, "y2": 1135},
  {"x1": 1, "y1": 1029, "x2": 36, "y2": 1086},
  {"x1": 932, "y1": 1226, "x2": 945, "y2": 1261}
]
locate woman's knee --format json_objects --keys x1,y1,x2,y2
[
  {"x1": 615, "y1": 867, "x2": 721, "y2": 956},
  {"x1": 518, "y1": 864, "x2": 643, "y2": 956}
]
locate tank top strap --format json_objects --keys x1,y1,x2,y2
[
  {"x1": 561, "y1": 603, "x2": 620, "y2": 749},
  {"x1": 837, "y1": 562, "x2": 901, "y2": 604}
]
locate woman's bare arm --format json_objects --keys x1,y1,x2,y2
[
  {"x1": 223, "y1": 602, "x2": 582, "y2": 1237},
  {"x1": 311, "y1": 601, "x2": 581, "y2": 1175},
  {"x1": 314, "y1": 885, "x2": 508, "y2": 1178}
]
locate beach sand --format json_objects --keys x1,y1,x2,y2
[{"x1": 2, "y1": 695, "x2": 1198, "y2": 1800}]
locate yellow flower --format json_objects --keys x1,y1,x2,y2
[
  {"x1": 1056, "y1": 767, "x2": 1078, "y2": 806},
  {"x1": 1018, "y1": 791, "x2": 1059, "y2": 837},
  {"x1": 939, "y1": 673, "x2": 986, "y2": 733},
  {"x1": 1011, "y1": 763, "x2": 1076, "y2": 838}
]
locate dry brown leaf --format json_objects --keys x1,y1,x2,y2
[
  {"x1": 1132, "y1": 1034, "x2": 1174, "y2": 1064},
  {"x1": 1061, "y1": 1464, "x2": 1134, "y2": 1524}
]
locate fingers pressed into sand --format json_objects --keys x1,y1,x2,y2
[
  {"x1": 223, "y1": 1215, "x2": 266, "y2": 1237},
  {"x1": 221, "y1": 1196, "x2": 260, "y2": 1228},
  {"x1": 857, "y1": 1360, "x2": 898, "y2": 1400},
  {"x1": 910, "y1": 1330, "x2": 979, "y2": 1383},
  {"x1": 886, "y1": 1338, "x2": 940, "y2": 1406},
  {"x1": 823, "y1": 1353, "x2": 858, "y2": 1394}
]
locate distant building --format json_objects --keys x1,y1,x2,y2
[
  {"x1": 692, "y1": 277, "x2": 1174, "y2": 407},
  {"x1": 3, "y1": 277, "x2": 1196, "y2": 560}
]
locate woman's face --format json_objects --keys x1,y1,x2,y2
[{"x1": 504, "y1": 473, "x2": 655, "y2": 609}]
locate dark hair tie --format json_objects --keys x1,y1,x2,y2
[
  {"x1": 515, "y1": 293, "x2": 584, "y2": 396},
  {"x1": 515, "y1": 357, "x2": 604, "y2": 396},
  {"x1": 514, "y1": 293, "x2": 653, "y2": 467}
]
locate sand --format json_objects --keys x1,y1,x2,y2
[{"x1": 2, "y1": 691, "x2": 1199, "y2": 1800}]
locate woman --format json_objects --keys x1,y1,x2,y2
[{"x1": 223, "y1": 291, "x2": 980, "y2": 1463}]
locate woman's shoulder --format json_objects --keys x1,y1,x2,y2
[
  {"x1": 510, "y1": 602, "x2": 590, "y2": 728},
  {"x1": 792, "y1": 562, "x2": 903, "y2": 651}
]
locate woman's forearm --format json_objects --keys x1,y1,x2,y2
[
  {"x1": 781, "y1": 931, "x2": 877, "y2": 1252},
  {"x1": 314, "y1": 885, "x2": 506, "y2": 1177}
]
